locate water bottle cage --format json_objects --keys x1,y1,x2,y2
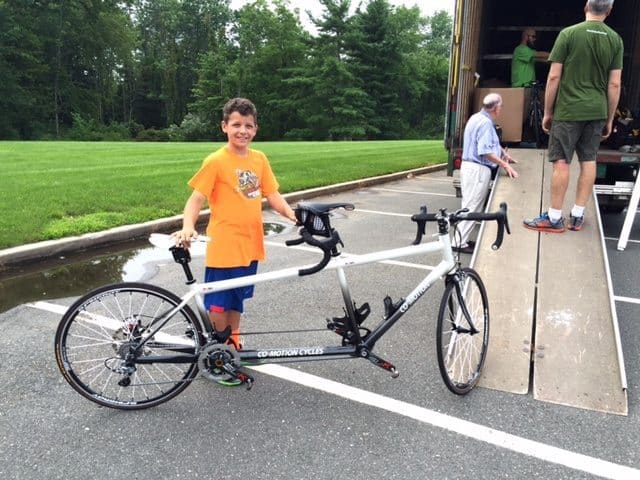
[{"x1": 326, "y1": 302, "x2": 371, "y2": 345}]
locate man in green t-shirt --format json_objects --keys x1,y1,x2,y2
[
  {"x1": 511, "y1": 28, "x2": 549, "y2": 87},
  {"x1": 523, "y1": 0, "x2": 623, "y2": 233}
]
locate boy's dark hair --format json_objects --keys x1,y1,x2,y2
[{"x1": 222, "y1": 98, "x2": 258, "y2": 123}]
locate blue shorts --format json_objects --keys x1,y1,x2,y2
[{"x1": 203, "y1": 261, "x2": 258, "y2": 314}]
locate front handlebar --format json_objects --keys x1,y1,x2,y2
[
  {"x1": 286, "y1": 201, "x2": 510, "y2": 276},
  {"x1": 411, "y1": 202, "x2": 511, "y2": 250}
]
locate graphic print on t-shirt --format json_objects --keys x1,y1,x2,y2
[{"x1": 236, "y1": 169, "x2": 260, "y2": 199}]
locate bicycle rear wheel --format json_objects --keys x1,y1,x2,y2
[
  {"x1": 436, "y1": 268, "x2": 489, "y2": 395},
  {"x1": 530, "y1": 96, "x2": 548, "y2": 148},
  {"x1": 55, "y1": 282, "x2": 204, "y2": 410}
]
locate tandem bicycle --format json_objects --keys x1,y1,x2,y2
[{"x1": 55, "y1": 201, "x2": 510, "y2": 410}]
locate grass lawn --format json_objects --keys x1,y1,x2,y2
[{"x1": 0, "y1": 140, "x2": 447, "y2": 249}]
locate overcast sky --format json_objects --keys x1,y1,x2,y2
[{"x1": 229, "y1": 0, "x2": 454, "y2": 26}]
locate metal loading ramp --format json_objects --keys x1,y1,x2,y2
[{"x1": 472, "y1": 148, "x2": 628, "y2": 415}]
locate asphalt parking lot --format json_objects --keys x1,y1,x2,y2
[{"x1": 1, "y1": 168, "x2": 639, "y2": 480}]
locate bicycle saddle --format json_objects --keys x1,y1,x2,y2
[{"x1": 297, "y1": 202, "x2": 354, "y2": 214}]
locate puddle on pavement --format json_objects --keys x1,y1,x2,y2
[{"x1": 0, "y1": 222, "x2": 292, "y2": 314}]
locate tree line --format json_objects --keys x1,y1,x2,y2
[{"x1": 0, "y1": 0, "x2": 451, "y2": 141}]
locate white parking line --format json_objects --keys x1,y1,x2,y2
[
  {"x1": 28, "y1": 301, "x2": 67, "y2": 315},
  {"x1": 372, "y1": 187, "x2": 456, "y2": 197},
  {"x1": 615, "y1": 296, "x2": 640, "y2": 305},
  {"x1": 410, "y1": 176, "x2": 456, "y2": 184},
  {"x1": 351, "y1": 208, "x2": 412, "y2": 217},
  {"x1": 249, "y1": 364, "x2": 639, "y2": 480},
  {"x1": 33, "y1": 300, "x2": 639, "y2": 479},
  {"x1": 605, "y1": 237, "x2": 639, "y2": 244}
]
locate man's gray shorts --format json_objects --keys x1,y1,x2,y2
[{"x1": 548, "y1": 119, "x2": 606, "y2": 163}]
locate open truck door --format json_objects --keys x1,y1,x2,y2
[{"x1": 444, "y1": 0, "x2": 640, "y2": 208}]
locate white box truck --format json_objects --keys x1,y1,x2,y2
[{"x1": 445, "y1": 0, "x2": 639, "y2": 211}]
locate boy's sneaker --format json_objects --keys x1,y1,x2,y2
[
  {"x1": 568, "y1": 214, "x2": 584, "y2": 231},
  {"x1": 226, "y1": 336, "x2": 244, "y2": 351},
  {"x1": 523, "y1": 212, "x2": 565, "y2": 233}
]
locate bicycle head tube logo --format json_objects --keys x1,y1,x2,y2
[{"x1": 257, "y1": 347, "x2": 324, "y2": 358}]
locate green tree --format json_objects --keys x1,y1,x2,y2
[
  {"x1": 44, "y1": 0, "x2": 134, "y2": 135},
  {"x1": 0, "y1": 0, "x2": 45, "y2": 138},
  {"x1": 426, "y1": 10, "x2": 452, "y2": 58},
  {"x1": 177, "y1": 0, "x2": 232, "y2": 130},
  {"x1": 0, "y1": 0, "x2": 451, "y2": 140},
  {"x1": 0, "y1": 0, "x2": 134, "y2": 138},
  {"x1": 132, "y1": 0, "x2": 182, "y2": 127},
  {"x1": 192, "y1": 0, "x2": 308, "y2": 140},
  {"x1": 285, "y1": 0, "x2": 375, "y2": 140},
  {"x1": 349, "y1": 0, "x2": 406, "y2": 139}
]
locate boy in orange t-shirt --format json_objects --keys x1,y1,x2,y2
[{"x1": 174, "y1": 98, "x2": 296, "y2": 374}]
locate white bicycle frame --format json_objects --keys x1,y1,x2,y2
[{"x1": 144, "y1": 231, "x2": 458, "y2": 345}]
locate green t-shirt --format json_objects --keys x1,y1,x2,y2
[
  {"x1": 511, "y1": 44, "x2": 537, "y2": 87},
  {"x1": 549, "y1": 20, "x2": 623, "y2": 121}
]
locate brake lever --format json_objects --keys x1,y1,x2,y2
[
  {"x1": 411, "y1": 206, "x2": 428, "y2": 245},
  {"x1": 501, "y1": 202, "x2": 511, "y2": 235},
  {"x1": 491, "y1": 203, "x2": 510, "y2": 251}
]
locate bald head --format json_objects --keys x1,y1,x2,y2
[{"x1": 482, "y1": 93, "x2": 503, "y2": 112}]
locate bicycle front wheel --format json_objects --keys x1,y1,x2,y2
[
  {"x1": 55, "y1": 282, "x2": 204, "y2": 410},
  {"x1": 436, "y1": 268, "x2": 489, "y2": 395}
]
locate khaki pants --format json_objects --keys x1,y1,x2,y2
[{"x1": 456, "y1": 161, "x2": 493, "y2": 247}]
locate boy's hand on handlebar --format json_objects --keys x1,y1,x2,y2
[
  {"x1": 172, "y1": 228, "x2": 197, "y2": 248},
  {"x1": 286, "y1": 210, "x2": 298, "y2": 224}
]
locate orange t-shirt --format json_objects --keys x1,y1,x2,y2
[{"x1": 188, "y1": 146, "x2": 279, "y2": 267}]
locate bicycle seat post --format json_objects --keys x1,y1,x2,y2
[{"x1": 170, "y1": 246, "x2": 196, "y2": 285}]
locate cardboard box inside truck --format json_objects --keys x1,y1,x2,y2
[{"x1": 474, "y1": 87, "x2": 526, "y2": 143}]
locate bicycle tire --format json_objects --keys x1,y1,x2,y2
[
  {"x1": 436, "y1": 268, "x2": 489, "y2": 395},
  {"x1": 55, "y1": 282, "x2": 204, "y2": 410},
  {"x1": 530, "y1": 94, "x2": 548, "y2": 148}
]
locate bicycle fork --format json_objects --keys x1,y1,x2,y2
[{"x1": 443, "y1": 275, "x2": 478, "y2": 360}]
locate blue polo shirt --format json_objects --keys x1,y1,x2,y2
[{"x1": 462, "y1": 109, "x2": 501, "y2": 170}]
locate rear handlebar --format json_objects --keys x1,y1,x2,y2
[
  {"x1": 286, "y1": 202, "x2": 353, "y2": 276},
  {"x1": 286, "y1": 229, "x2": 343, "y2": 276}
]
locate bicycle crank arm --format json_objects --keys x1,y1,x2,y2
[
  {"x1": 223, "y1": 364, "x2": 255, "y2": 390},
  {"x1": 361, "y1": 349, "x2": 399, "y2": 378},
  {"x1": 237, "y1": 371, "x2": 254, "y2": 390}
]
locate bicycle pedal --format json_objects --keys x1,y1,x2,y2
[{"x1": 236, "y1": 371, "x2": 254, "y2": 390}]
